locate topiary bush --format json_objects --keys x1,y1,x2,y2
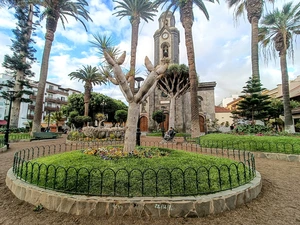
[{"x1": 234, "y1": 124, "x2": 272, "y2": 134}]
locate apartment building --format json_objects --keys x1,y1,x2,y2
[{"x1": 0, "y1": 76, "x2": 81, "y2": 128}]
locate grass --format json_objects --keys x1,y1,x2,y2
[
  {"x1": 0, "y1": 133, "x2": 31, "y2": 148},
  {"x1": 0, "y1": 133, "x2": 31, "y2": 140},
  {"x1": 17, "y1": 146, "x2": 254, "y2": 197},
  {"x1": 199, "y1": 133, "x2": 300, "y2": 154}
]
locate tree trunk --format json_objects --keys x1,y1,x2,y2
[
  {"x1": 180, "y1": 1, "x2": 201, "y2": 138},
  {"x1": 246, "y1": 0, "x2": 262, "y2": 79},
  {"x1": 84, "y1": 84, "x2": 91, "y2": 117},
  {"x1": 251, "y1": 16, "x2": 260, "y2": 79},
  {"x1": 123, "y1": 102, "x2": 139, "y2": 152},
  {"x1": 32, "y1": 29, "x2": 56, "y2": 133},
  {"x1": 280, "y1": 50, "x2": 295, "y2": 133},
  {"x1": 169, "y1": 96, "x2": 176, "y2": 129},
  {"x1": 11, "y1": 69, "x2": 22, "y2": 127}
]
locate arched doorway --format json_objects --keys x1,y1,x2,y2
[
  {"x1": 199, "y1": 115, "x2": 205, "y2": 132},
  {"x1": 140, "y1": 116, "x2": 148, "y2": 132}
]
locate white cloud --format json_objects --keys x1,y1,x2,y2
[
  {"x1": 0, "y1": 0, "x2": 300, "y2": 107},
  {"x1": 0, "y1": 8, "x2": 16, "y2": 29}
]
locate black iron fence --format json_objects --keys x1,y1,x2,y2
[{"x1": 12, "y1": 140, "x2": 256, "y2": 197}]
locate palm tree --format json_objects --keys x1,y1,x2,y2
[
  {"x1": 225, "y1": 0, "x2": 274, "y2": 80},
  {"x1": 113, "y1": 0, "x2": 157, "y2": 92},
  {"x1": 258, "y1": 1, "x2": 300, "y2": 133},
  {"x1": 154, "y1": 0, "x2": 219, "y2": 138},
  {"x1": 69, "y1": 65, "x2": 107, "y2": 117},
  {"x1": 50, "y1": 111, "x2": 65, "y2": 132},
  {"x1": 32, "y1": 0, "x2": 92, "y2": 133}
]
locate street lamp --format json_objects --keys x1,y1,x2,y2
[
  {"x1": 135, "y1": 77, "x2": 144, "y2": 146},
  {"x1": 4, "y1": 90, "x2": 16, "y2": 149}
]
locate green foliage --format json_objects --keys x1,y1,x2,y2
[
  {"x1": 157, "y1": 64, "x2": 190, "y2": 97},
  {"x1": 200, "y1": 133, "x2": 300, "y2": 154},
  {"x1": 268, "y1": 98, "x2": 283, "y2": 119},
  {"x1": 21, "y1": 147, "x2": 251, "y2": 196},
  {"x1": 0, "y1": 127, "x2": 28, "y2": 133},
  {"x1": 75, "y1": 116, "x2": 91, "y2": 124},
  {"x1": 233, "y1": 77, "x2": 270, "y2": 121},
  {"x1": 67, "y1": 131, "x2": 86, "y2": 140},
  {"x1": 83, "y1": 146, "x2": 169, "y2": 159},
  {"x1": 234, "y1": 124, "x2": 272, "y2": 134},
  {"x1": 95, "y1": 113, "x2": 106, "y2": 122},
  {"x1": 152, "y1": 110, "x2": 166, "y2": 125},
  {"x1": 295, "y1": 122, "x2": 300, "y2": 130},
  {"x1": 68, "y1": 65, "x2": 107, "y2": 86},
  {"x1": 114, "y1": 110, "x2": 127, "y2": 125},
  {"x1": 258, "y1": 1, "x2": 300, "y2": 62},
  {"x1": 63, "y1": 93, "x2": 128, "y2": 124},
  {"x1": 206, "y1": 119, "x2": 221, "y2": 132}
]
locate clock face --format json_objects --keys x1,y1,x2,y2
[{"x1": 162, "y1": 32, "x2": 169, "y2": 39}]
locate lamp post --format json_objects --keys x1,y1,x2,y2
[
  {"x1": 135, "y1": 77, "x2": 144, "y2": 146},
  {"x1": 4, "y1": 90, "x2": 16, "y2": 149}
]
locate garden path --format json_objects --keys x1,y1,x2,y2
[{"x1": 0, "y1": 135, "x2": 299, "y2": 225}]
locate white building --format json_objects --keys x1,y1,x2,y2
[
  {"x1": 220, "y1": 94, "x2": 240, "y2": 108},
  {"x1": 0, "y1": 77, "x2": 81, "y2": 128}
]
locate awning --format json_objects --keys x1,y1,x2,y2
[{"x1": 0, "y1": 120, "x2": 7, "y2": 125}]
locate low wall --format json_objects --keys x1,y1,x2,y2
[
  {"x1": 6, "y1": 168, "x2": 262, "y2": 218},
  {"x1": 253, "y1": 152, "x2": 300, "y2": 162}
]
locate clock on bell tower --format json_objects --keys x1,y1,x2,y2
[{"x1": 153, "y1": 11, "x2": 180, "y2": 66}]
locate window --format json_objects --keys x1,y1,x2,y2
[{"x1": 49, "y1": 85, "x2": 54, "y2": 90}]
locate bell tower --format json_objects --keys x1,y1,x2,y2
[{"x1": 153, "y1": 11, "x2": 180, "y2": 66}]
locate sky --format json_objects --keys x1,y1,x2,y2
[{"x1": 0, "y1": 0, "x2": 299, "y2": 106}]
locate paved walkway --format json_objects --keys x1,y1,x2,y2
[{"x1": 0, "y1": 135, "x2": 300, "y2": 225}]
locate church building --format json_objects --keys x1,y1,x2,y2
[{"x1": 139, "y1": 12, "x2": 216, "y2": 133}]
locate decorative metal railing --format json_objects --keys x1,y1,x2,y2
[{"x1": 12, "y1": 140, "x2": 256, "y2": 197}]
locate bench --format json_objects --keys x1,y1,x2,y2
[{"x1": 30, "y1": 132, "x2": 58, "y2": 141}]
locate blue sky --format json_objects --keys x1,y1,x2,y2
[{"x1": 0, "y1": 0, "x2": 299, "y2": 105}]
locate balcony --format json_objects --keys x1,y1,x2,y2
[
  {"x1": 45, "y1": 97, "x2": 68, "y2": 105},
  {"x1": 46, "y1": 88, "x2": 69, "y2": 96},
  {"x1": 44, "y1": 106, "x2": 59, "y2": 112},
  {"x1": 45, "y1": 97, "x2": 59, "y2": 103}
]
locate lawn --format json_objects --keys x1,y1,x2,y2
[
  {"x1": 16, "y1": 146, "x2": 254, "y2": 197},
  {"x1": 199, "y1": 133, "x2": 300, "y2": 154}
]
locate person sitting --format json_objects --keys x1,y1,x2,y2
[{"x1": 164, "y1": 127, "x2": 176, "y2": 141}]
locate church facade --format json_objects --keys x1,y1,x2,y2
[{"x1": 139, "y1": 12, "x2": 216, "y2": 133}]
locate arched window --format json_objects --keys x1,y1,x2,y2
[{"x1": 163, "y1": 45, "x2": 168, "y2": 57}]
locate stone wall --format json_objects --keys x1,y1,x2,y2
[{"x1": 6, "y1": 168, "x2": 261, "y2": 218}]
